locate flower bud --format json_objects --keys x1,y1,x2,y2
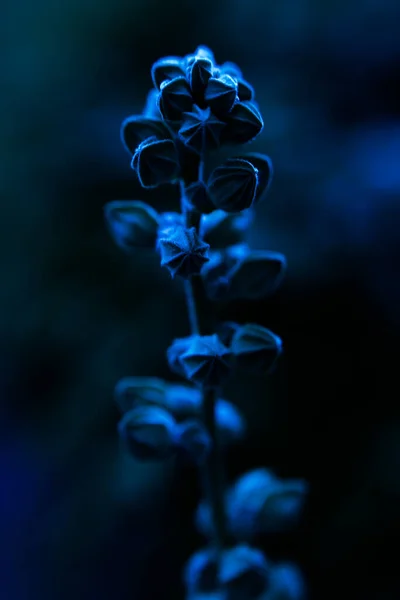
[
  {"x1": 187, "y1": 57, "x2": 214, "y2": 106},
  {"x1": 179, "y1": 334, "x2": 232, "y2": 389},
  {"x1": 227, "y1": 250, "x2": 286, "y2": 300},
  {"x1": 222, "y1": 101, "x2": 264, "y2": 144},
  {"x1": 158, "y1": 76, "x2": 193, "y2": 122},
  {"x1": 104, "y1": 200, "x2": 159, "y2": 252},
  {"x1": 132, "y1": 137, "x2": 180, "y2": 188},
  {"x1": 179, "y1": 106, "x2": 225, "y2": 154},
  {"x1": 158, "y1": 225, "x2": 210, "y2": 278},
  {"x1": 120, "y1": 115, "x2": 170, "y2": 155},
  {"x1": 231, "y1": 323, "x2": 283, "y2": 373},
  {"x1": 151, "y1": 55, "x2": 186, "y2": 89},
  {"x1": 204, "y1": 75, "x2": 238, "y2": 117},
  {"x1": 118, "y1": 405, "x2": 176, "y2": 460},
  {"x1": 208, "y1": 158, "x2": 259, "y2": 213}
]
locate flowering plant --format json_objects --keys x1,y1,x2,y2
[{"x1": 105, "y1": 46, "x2": 308, "y2": 600}]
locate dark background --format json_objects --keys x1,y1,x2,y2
[{"x1": 1, "y1": 0, "x2": 400, "y2": 598}]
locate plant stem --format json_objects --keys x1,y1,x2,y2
[
  {"x1": 201, "y1": 388, "x2": 228, "y2": 551},
  {"x1": 180, "y1": 178, "x2": 228, "y2": 551},
  {"x1": 183, "y1": 279, "x2": 200, "y2": 335}
]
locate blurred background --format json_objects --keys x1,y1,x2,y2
[{"x1": 1, "y1": 0, "x2": 400, "y2": 598}]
